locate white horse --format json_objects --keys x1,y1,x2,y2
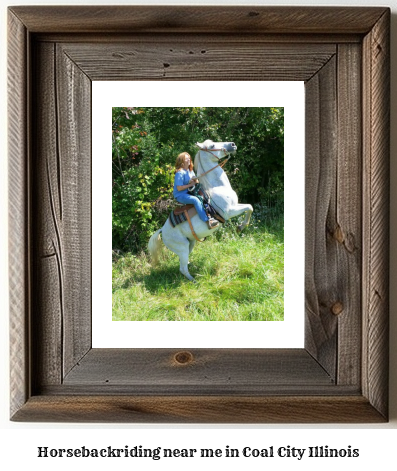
[{"x1": 148, "y1": 139, "x2": 253, "y2": 281}]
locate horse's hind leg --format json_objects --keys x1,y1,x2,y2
[
  {"x1": 172, "y1": 239, "x2": 195, "y2": 281},
  {"x1": 189, "y1": 239, "x2": 196, "y2": 254},
  {"x1": 178, "y1": 246, "x2": 195, "y2": 282},
  {"x1": 162, "y1": 229, "x2": 195, "y2": 282}
]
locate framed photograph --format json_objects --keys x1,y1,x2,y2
[
  {"x1": 93, "y1": 82, "x2": 304, "y2": 348},
  {"x1": 8, "y1": 6, "x2": 390, "y2": 423}
]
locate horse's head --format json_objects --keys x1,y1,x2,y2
[{"x1": 196, "y1": 140, "x2": 237, "y2": 159}]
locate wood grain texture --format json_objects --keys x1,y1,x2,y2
[
  {"x1": 32, "y1": 42, "x2": 63, "y2": 387},
  {"x1": 31, "y1": 42, "x2": 92, "y2": 388},
  {"x1": 335, "y1": 44, "x2": 362, "y2": 386},
  {"x1": 9, "y1": 6, "x2": 387, "y2": 34},
  {"x1": 34, "y1": 33, "x2": 363, "y2": 45},
  {"x1": 55, "y1": 45, "x2": 91, "y2": 377},
  {"x1": 8, "y1": 6, "x2": 390, "y2": 423},
  {"x1": 59, "y1": 42, "x2": 335, "y2": 82},
  {"x1": 8, "y1": 10, "x2": 30, "y2": 419},
  {"x1": 304, "y1": 43, "x2": 363, "y2": 385},
  {"x1": 304, "y1": 56, "x2": 338, "y2": 378},
  {"x1": 11, "y1": 396, "x2": 385, "y2": 424},
  {"x1": 62, "y1": 348, "x2": 333, "y2": 391},
  {"x1": 362, "y1": 9, "x2": 390, "y2": 419}
]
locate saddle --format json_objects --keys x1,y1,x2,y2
[
  {"x1": 173, "y1": 204, "x2": 194, "y2": 216},
  {"x1": 169, "y1": 191, "x2": 225, "y2": 242},
  {"x1": 169, "y1": 205, "x2": 203, "y2": 242}
]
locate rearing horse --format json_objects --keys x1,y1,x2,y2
[{"x1": 148, "y1": 139, "x2": 253, "y2": 281}]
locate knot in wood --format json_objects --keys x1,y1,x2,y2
[
  {"x1": 331, "y1": 302, "x2": 344, "y2": 316},
  {"x1": 174, "y1": 351, "x2": 194, "y2": 365},
  {"x1": 333, "y1": 225, "x2": 344, "y2": 244}
]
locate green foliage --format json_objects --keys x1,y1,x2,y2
[
  {"x1": 112, "y1": 107, "x2": 284, "y2": 252},
  {"x1": 112, "y1": 213, "x2": 284, "y2": 321}
]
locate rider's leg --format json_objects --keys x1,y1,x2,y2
[{"x1": 176, "y1": 194, "x2": 208, "y2": 222}]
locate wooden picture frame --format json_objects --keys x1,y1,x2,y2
[{"x1": 8, "y1": 6, "x2": 390, "y2": 423}]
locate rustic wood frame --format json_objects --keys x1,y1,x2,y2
[{"x1": 8, "y1": 6, "x2": 390, "y2": 423}]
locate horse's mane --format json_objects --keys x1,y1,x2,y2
[
  {"x1": 193, "y1": 151, "x2": 199, "y2": 174},
  {"x1": 193, "y1": 150, "x2": 211, "y2": 195}
]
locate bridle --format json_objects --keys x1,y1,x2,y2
[{"x1": 195, "y1": 148, "x2": 231, "y2": 179}]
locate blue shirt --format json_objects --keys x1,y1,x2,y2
[{"x1": 173, "y1": 169, "x2": 196, "y2": 198}]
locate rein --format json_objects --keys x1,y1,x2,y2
[{"x1": 195, "y1": 149, "x2": 230, "y2": 179}]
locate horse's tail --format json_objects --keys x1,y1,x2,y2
[{"x1": 148, "y1": 228, "x2": 163, "y2": 266}]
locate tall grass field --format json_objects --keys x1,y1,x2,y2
[{"x1": 112, "y1": 206, "x2": 283, "y2": 321}]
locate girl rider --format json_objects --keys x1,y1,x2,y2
[{"x1": 173, "y1": 152, "x2": 219, "y2": 229}]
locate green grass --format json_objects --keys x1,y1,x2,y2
[{"x1": 112, "y1": 209, "x2": 284, "y2": 321}]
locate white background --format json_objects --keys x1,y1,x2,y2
[
  {"x1": 1, "y1": 0, "x2": 396, "y2": 470},
  {"x1": 92, "y1": 81, "x2": 305, "y2": 348}
]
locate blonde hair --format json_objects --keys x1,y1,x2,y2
[{"x1": 175, "y1": 152, "x2": 193, "y2": 173}]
